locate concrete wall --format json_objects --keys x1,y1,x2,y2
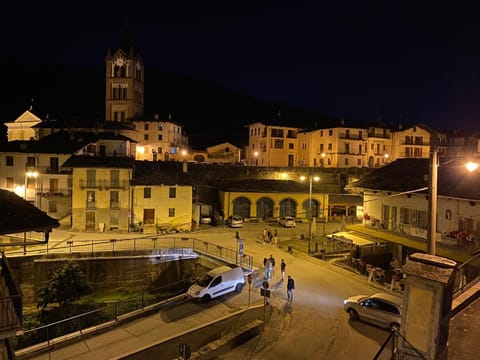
[{"x1": 8, "y1": 252, "x2": 220, "y2": 305}]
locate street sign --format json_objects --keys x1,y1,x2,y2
[
  {"x1": 178, "y1": 343, "x2": 191, "y2": 359},
  {"x1": 260, "y1": 288, "x2": 271, "y2": 298},
  {"x1": 262, "y1": 280, "x2": 269, "y2": 289}
]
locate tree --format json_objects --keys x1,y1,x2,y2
[{"x1": 37, "y1": 261, "x2": 91, "y2": 309}]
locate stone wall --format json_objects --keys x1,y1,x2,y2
[{"x1": 8, "y1": 252, "x2": 221, "y2": 305}]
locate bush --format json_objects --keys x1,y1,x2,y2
[{"x1": 37, "y1": 262, "x2": 91, "y2": 309}]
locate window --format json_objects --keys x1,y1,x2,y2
[
  {"x1": 144, "y1": 134, "x2": 149, "y2": 140},
  {"x1": 273, "y1": 139, "x2": 284, "y2": 149},
  {"x1": 87, "y1": 169, "x2": 96, "y2": 187},
  {"x1": 111, "y1": 211, "x2": 119, "y2": 226},
  {"x1": 169, "y1": 208, "x2": 175, "y2": 217},
  {"x1": 169, "y1": 187, "x2": 176, "y2": 198},
  {"x1": 328, "y1": 143, "x2": 333, "y2": 151},
  {"x1": 110, "y1": 170, "x2": 120, "y2": 187},
  {"x1": 86, "y1": 191, "x2": 95, "y2": 209},
  {"x1": 357, "y1": 159, "x2": 362, "y2": 166},
  {"x1": 6, "y1": 156, "x2": 13, "y2": 166},
  {"x1": 49, "y1": 157, "x2": 59, "y2": 173},
  {"x1": 6, "y1": 177, "x2": 14, "y2": 188},
  {"x1": 26, "y1": 156, "x2": 36, "y2": 167},
  {"x1": 210, "y1": 276, "x2": 222, "y2": 287},
  {"x1": 344, "y1": 158, "x2": 349, "y2": 166},
  {"x1": 144, "y1": 123, "x2": 149, "y2": 131},
  {"x1": 288, "y1": 143, "x2": 294, "y2": 150},
  {"x1": 110, "y1": 191, "x2": 119, "y2": 209},
  {"x1": 144, "y1": 187, "x2": 151, "y2": 198},
  {"x1": 329, "y1": 129, "x2": 333, "y2": 136},
  {"x1": 49, "y1": 201, "x2": 57, "y2": 213},
  {"x1": 158, "y1": 134, "x2": 163, "y2": 140}
]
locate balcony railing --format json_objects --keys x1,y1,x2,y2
[{"x1": 79, "y1": 180, "x2": 130, "y2": 190}]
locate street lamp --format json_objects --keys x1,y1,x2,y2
[
  {"x1": 25, "y1": 171, "x2": 38, "y2": 201},
  {"x1": 24, "y1": 170, "x2": 38, "y2": 255},
  {"x1": 427, "y1": 139, "x2": 479, "y2": 255},
  {"x1": 300, "y1": 174, "x2": 320, "y2": 254}
]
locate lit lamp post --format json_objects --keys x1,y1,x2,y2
[
  {"x1": 24, "y1": 171, "x2": 38, "y2": 202},
  {"x1": 427, "y1": 135, "x2": 478, "y2": 255},
  {"x1": 24, "y1": 171, "x2": 38, "y2": 255},
  {"x1": 300, "y1": 174, "x2": 320, "y2": 254}
]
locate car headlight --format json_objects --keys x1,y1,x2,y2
[{"x1": 343, "y1": 300, "x2": 348, "y2": 305}]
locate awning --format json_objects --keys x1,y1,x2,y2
[
  {"x1": 345, "y1": 224, "x2": 471, "y2": 263},
  {"x1": 326, "y1": 231, "x2": 378, "y2": 246}
]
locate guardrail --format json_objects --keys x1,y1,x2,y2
[{"x1": 3, "y1": 236, "x2": 254, "y2": 271}]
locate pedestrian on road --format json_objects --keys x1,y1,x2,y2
[
  {"x1": 269, "y1": 254, "x2": 276, "y2": 276},
  {"x1": 280, "y1": 259, "x2": 286, "y2": 280},
  {"x1": 265, "y1": 257, "x2": 273, "y2": 280},
  {"x1": 287, "y1": 275, "x2": 295, "y2": 302},
  {"x1": 263, "y1": 227, "x2": 268, "y2": 242}
]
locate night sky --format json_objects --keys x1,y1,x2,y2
[{"x1": 2, "y1": 1, "x2": 480, "y2": 130}]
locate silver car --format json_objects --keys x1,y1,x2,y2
[{"x1": 343, "y1": 292, "x2": 403, "y2": 330}]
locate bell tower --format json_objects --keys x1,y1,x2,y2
[{"x1": 105, "y1": 45, "x2": 144, "y2": 122}]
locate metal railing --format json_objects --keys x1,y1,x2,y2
[
  {"x1": 452, "y1": 251, "x2": 480, "y2": 297},
  {"x1": 373, "y1": 329, "x2": 426, "y2": 360},
  {"x1": 3, "y1": 235, "x2": 254, "y2": 271},
  {"x1": 14, "y1": 280, "x2": 190, "y2": 351}
]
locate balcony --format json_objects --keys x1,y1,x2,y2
[{"x1": 79, "y1": 180, "x2": 129, "y2": 190}]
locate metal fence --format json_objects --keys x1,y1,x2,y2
[
  {"x1": 373, "y1": 329, "x2": 426, "y2": 360},
  {"x1": 14, "y1": 280, "x2": 190, "y2": 351}
]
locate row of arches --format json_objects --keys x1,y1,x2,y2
[{"x1": 232, "y1": 196, "x2": 323, "y2": 219}]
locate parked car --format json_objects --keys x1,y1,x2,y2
[
  {"x1": 226, "y1": 215, "x2": 244, "y2": 228},
  {"x1": 279, "y1": 216, "x2": 296, "y2": 227},
  {"x1": 343, "y1": 292, "x2": 403, "y2": 330},
  {"x1": 187, "y1": 265, "x2": 245, "y2": 302},
  {"x1": 200, "y1": 216, "x2": 212, "y2": 224}
]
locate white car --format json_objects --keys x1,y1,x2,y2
[
  {"x1": 200, "y1": 216, "x2": 212, "y2": 224},
  {"x1": 227, "y1": 215, "x2": 244, "y2": 228},
  {"x1": 343, "y1": 292, "x2": 403, "y2": 330},
  {"x1": 279, "y1": 216, "x2": 296, "y2": 227}
]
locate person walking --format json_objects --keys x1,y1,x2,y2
[
  {"x1": 265, "y1": 257, "x2": 273, "y2": 280},
  {"x1": 280, "y1": 259, "x2": 286, "y2": 280},
  {"x1": 287, "y1": 275, "x2": 295, "y2": 302},
  {"x1": 269, "y1": 254, "x2": 276, "y2": 277}
]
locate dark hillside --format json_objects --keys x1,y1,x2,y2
[{"x1": 0, "y1": 61, "x2": 339, "y2": 147}]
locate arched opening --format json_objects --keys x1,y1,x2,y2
[
  {"x1": 257, "y1": 198, "x2": 274, "y2": 220},
  {"x1": 232, "y1": 197, "x2": 251, "y2": 218}
]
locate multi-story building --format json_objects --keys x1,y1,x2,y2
[
  {"x1": 446, "y1": 129, "x2": 480, "y2": 159},
  {"x1": 391, "y1": 124, "x2": 447, "y2": 160},
  {"x1": 250, "y1": 121, "x2": 445, "y2": 169},
  {"x1": 298, "y1": 126, "x2": 368, "y2": 168},
  {"x1": 247, "y1": 122, "x2": 300, "y2": 167},
  {"x1": 132, "y1": 115, "x2": 188, "y2": 161}
]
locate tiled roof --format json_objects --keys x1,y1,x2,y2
[
  {"x1": 131, "y1": 161, "x2": 193, "y2": 186},
  {"x1": 0, "y1": 131, "x2": 136, "y2": 154},
  {"x1": 348, "y1": 158, "x2": 480, "y2": 200},
  {"x1": 62, "y1": 155, "x2": 136, "y2": 168},
  {"x1": 0, "y1": 189, "x2": 59, "y2": 235}
]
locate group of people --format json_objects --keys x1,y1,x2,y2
[
  {"x1": 262, "y1": 227, "x2": 278, "y2": 245},
  {"x1": 263, "y1": 255, "x2": 295, "y2": 302}
]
